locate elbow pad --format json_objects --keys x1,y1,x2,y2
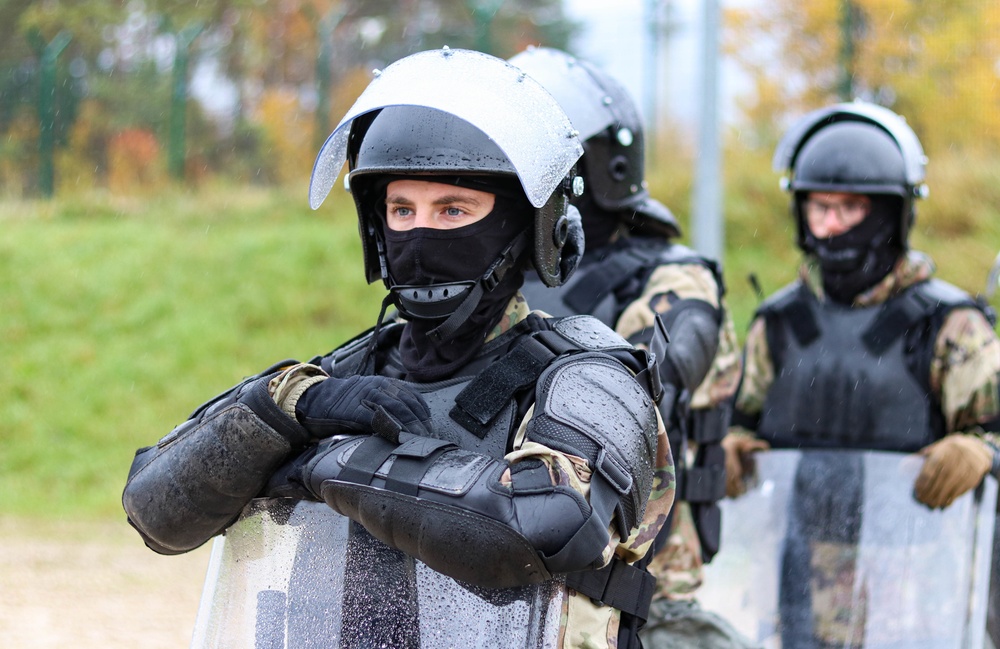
[{"x1": 122, "y1": 372, "x2": 310, "y2": 554}]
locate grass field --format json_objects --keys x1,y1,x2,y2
[{"x1": 2, "y1": 154, "x2": 998, "y2": 519}]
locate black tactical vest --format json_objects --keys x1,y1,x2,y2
[
  {"x1": 312, "y1": 312, "x2": 662, "y2": 644},
  {"x1": 520, "y1": 236, "x2": 723, "y2": 327},
  {"x1": 756, "y1": 279, "x2": 980, "y2": 452}
]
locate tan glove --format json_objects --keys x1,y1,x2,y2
[
  {"x1": 721, "y1": 431, "x2": 771, "y2": 498},
  {"x1": 913, "y1": 434, "x2": 994, "y2": 509}
]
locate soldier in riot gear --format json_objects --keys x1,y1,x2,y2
[
  {"x1": 723, "y1": 101, "x2": 1000, "y2": 648},
  {"x1": 509, "y1": 47, "x2": 752, "y2": 649},
  {"x1": 122, "y1": 48, "x2": 675, "y2": 649}
]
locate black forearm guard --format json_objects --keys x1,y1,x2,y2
[
  {"x1": 122, "y1": 369, "x2": 310, "y2": 555},
  {"x1": 299, "y1": 433, "x2": 586, "y2": 589},
  {"x1": 296, "y1": 352, "x2": 658, "y2": 590}
]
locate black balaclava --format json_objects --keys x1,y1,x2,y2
[
  {"x1": 802, "y1": 195, "x2": 904, "y2": 304},
  {"x1": 380, "y1": 177, "x2": 533, "y2": 381}
]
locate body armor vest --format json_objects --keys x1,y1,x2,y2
[
  {"x1": 315, "y1": 312, "x2": 661, "y2": 646},
  {"x1": 756, "y1": 279, "x2": 980, "y2": 451}
]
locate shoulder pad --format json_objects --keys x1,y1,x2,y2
[
  {"x1": 755, "y1": 281, "x2": 808, "y2": 318},
  {"x1": 552, "y1": 315, "x2": 633, "y2": 352},
  {"x1": 912, "y1": 279, "x2": 977, "y2": 309},
  {"x1": 531, "y1": 352, "x2": 658, "y2": 535}
]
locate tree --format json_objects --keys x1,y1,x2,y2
[{"x1": 725, "y1": 0, "x2": 1000, "y2": 155}]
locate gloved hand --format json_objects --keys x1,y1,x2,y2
[
  {"x1": 721, "y1": 431, "x2": 770, "y2": 498},
  {"x1": 295, "y1": 375, "x2": 432, "y2": 441},
  {"x1": 913, "y1": 434, "x2": 993, "y2": 509},
  {"x1": 264, "y1": 444, "x2": 322, "y2": 501}
]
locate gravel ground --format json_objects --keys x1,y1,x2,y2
[{"x1": 0, "y1": 516, "x2": 211, "y2": 649}]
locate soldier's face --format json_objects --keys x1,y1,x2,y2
[
  {"x1": 385, "y1": 179, "x2": 495, "y2": 231},
  {"x1": 804, "y1": 191, "x2": 872, "y2": 238}
]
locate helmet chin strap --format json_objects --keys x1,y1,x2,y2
[{"x1": 389, "y1": 230, "x2": 531, "y2": 344}]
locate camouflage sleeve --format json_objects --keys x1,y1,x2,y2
[
  {"x1": 930, "y1": 307, "x2": 1000, "y2": 444},
  {"x1": 508, "y1": 406, "x2": 675, "y2": 568},
  {"x1": 733, "y1": 315, "x2": 774, "y2": 422},
  {"x1": 614, "y1": 263, "x2": 741, "y2": 409}
]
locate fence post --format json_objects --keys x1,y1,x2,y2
[
  {"x1": 169, "y1": 23, "x2": 204, "y2": 180},
  {"x1": 29, "y1": 30, "x2": 72, "y2": 198}
]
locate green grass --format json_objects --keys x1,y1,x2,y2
[
  {"x1": 1, "y1": 184, "x2": 386, "y2": 518},
  {"x1": 2, "y1": 152, "x2": 998, "y2": 520}
]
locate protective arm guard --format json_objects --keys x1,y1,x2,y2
[
  {"x1": 300, "y1": 353, "x2": 658, "y2": 590},
  {"x1": 122, "y1": 365, "x2": 311, "y2": 555},
  {"x1": 658, "y1": 298, "x2": 722, "y2": 394}
]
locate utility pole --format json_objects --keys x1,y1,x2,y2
[
  {"x1": 692, "y1": 0, "x2": 722, "y2": 261},
  {"x1": 643, "y1": 0, "x2": 661, "y2": 165}
]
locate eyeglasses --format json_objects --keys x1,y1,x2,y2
[{"x1": 803, "y1": 197, "x2": 871, "y2": 229}]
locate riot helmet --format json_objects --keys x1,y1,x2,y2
[
  {"x1": 773, "y1": 101, "x2": 928, "y2": 302},
  {"x1": 310, "y1": 47, "x2": 585, "y2": 294},
  {"x1": 773, "y1": 101, "x2": 928, "y2": 251},
  {"x1": 509, "y1": 46, "x2": 680, "y2": 242}
]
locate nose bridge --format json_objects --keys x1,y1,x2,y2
[
  {"x1": 810, "y1": 201, "x2": 844, "y2": 237},
  {"x1": 413, "y1": 201, "x2": 436, "y2": 228}
]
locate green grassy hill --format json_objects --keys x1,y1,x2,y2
[{"x1": 2, "y1": 153, "x2": 998, "y2": 518}]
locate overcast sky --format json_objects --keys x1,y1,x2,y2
[{"x1": 564, "y1": 0, "x2": 752, "y2": 127}]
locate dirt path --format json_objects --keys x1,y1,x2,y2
[{"x1": 0, "y1": 516, "x2": 212, "y2": 649}]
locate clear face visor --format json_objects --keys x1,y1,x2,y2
[
  {"x1": 508, "y1": 47, "x2": 617, "y2": 142},
  {"x1": 309, "y1": 48, "x2": 583, "y2": 210}
]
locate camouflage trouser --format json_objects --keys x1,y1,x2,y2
[{"x1": 640, "y1": 599, "x2": 762, "y2": 649}]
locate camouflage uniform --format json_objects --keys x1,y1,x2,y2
[
  {"x1": 732, "y1": 250, "x2": 1000, "y2": 647},
  {"x1": 611, "y1": 263, "x2": 758, "y2": 649}
]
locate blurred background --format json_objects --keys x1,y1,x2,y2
[{"x1": 1, "y1": 0, "x2": 998, "y2": 521}]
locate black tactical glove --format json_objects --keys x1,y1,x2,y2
[
  {"x1": 264, "y1": 443, "x2": 323, "y2": 501},
  {"x1": 295, "y1": 375, "x2": 433, "y2": 442}
]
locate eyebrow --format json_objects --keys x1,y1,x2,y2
[{"x1": 385, "y1": 193, "x2": 485, "y2": 206}]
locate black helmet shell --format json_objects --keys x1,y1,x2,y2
[
  {"x1": 510, "y1": 46, "x2": 680, "y2": 238},
  {"x1": 774, "y1": 101, "x2": 928, "y2": 250}
]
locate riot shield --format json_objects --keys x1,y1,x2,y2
[
  {"x1": 190, "y1": 498, "x2": 565, "y2": 649},
  {"x1": 698, "y1": 449, "x2": 996, "y2": 649}
]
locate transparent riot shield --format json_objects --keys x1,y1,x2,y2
[
  {"x1": 190, "y1": 498, "x2": 565, "y2": 649},
  {"x1": 698, "y1": 449, "x2": 996, "y2": 649}
]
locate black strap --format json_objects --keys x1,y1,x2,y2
[
  {"x1": 565, "y1": 556, "x2": 657, "y2": 622},
  {"x1": 690, "y1": 404, "x2": 730, "y2": 445},
  {"x1": 428, "y1": 232, "x2": 530, "y2": 344},
  {"x1": 449, "y1": 329, "x2": 574, "y2": 437},
  {"x1": 383, "y1": 436, "x2": 455, "y2": 496},
  {"x1": 681, "y1": 465, "x2": 726, "y2": 504},
  {"x1": 541, "y1": 472, "x2": 622, "y2": 573},
  {"x1": 862, "y1": 288, "x2": 935, "y2": 355},
  {"x1": 337, "y1": 436, "x2": 397, "y2": 486},
  {"x1": 563, "y1": 251, "x2": 650, "y2": 314},
  {"x1": 783, "y1": 288, "x2": 821, "y2": 347}
]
